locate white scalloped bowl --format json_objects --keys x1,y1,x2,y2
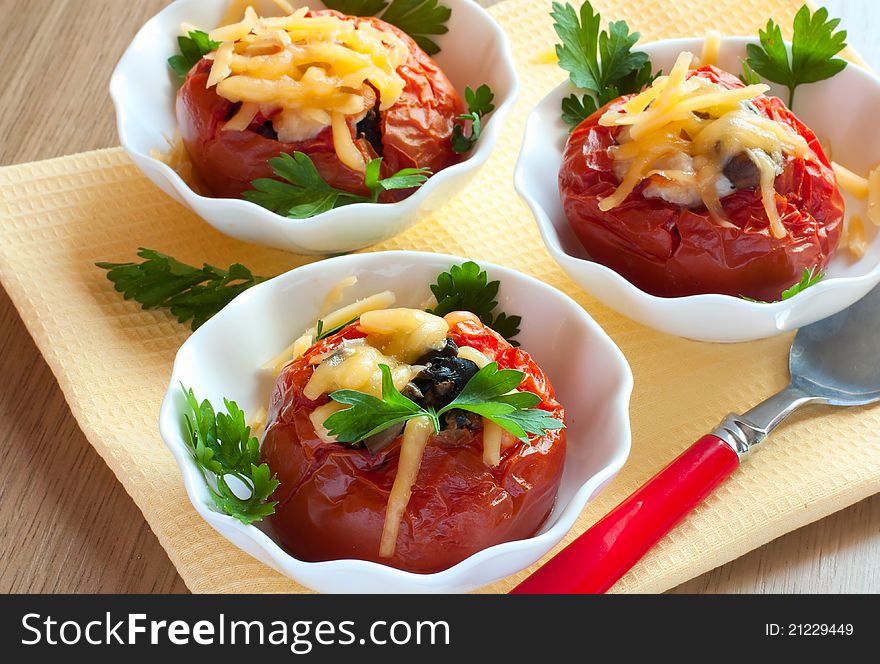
[
  {"x1": 516, "y1": 36, "x2": 880, "y2": 342},
  {"x1": 111, "y1": 0, "x2": 518, "y2": 255},
  {"x1": 158, "y1": 251, "x2": 632, "y2": 593}
]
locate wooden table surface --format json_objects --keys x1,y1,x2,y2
[{"x1": 1, "y1": 0, "x2": 877, "y2": 594}]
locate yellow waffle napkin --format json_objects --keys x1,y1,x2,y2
[{"x1": 1, "y1": 0, "x2": 878, "y2": 593}]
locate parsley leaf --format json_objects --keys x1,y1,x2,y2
[
  {"x1": 739, "y1": 58, "x2": 762, "y2": 85},
  {"x1": 243, "y1": 152, "x2": 364, "y2": 218},
  {"x1": 364, "y1": 157, "x2": 432, "y2": 196},
  {"x1": 323, "y1": 363, "x2": 564, "y2": 445},
  {"x1": 97, "y1": 255, "x2": 520, "y2": 344},
  {"x1": 96, "y1": 249, "x2": 265, "y2": 330},
  {"x1": 551, "y1": 1, "x2": 653, "y2": 130},
  {"x1": 168, "y1": 30, "x2": 220, "y2": 82},
  {"x1": 323, "y1": 0, "x2": 451, "y2": 55},
  {"x1": 426, "y1": 261, "x2": 522, "y2": 345},
  {"x1": 243, "y1": 152, "x2": 430, "y2": 218},
  {"x1": 451, "y1": 84, "x2": 496, "y2": 154},
  {"x1": 745, "y1": 4, "x2": 847, "y2": 107},
  {"x1": 322, "y1": 0, "x2": 390, "y2": 15},
  {"x1": 315, "y1": 316, "x2": 359, "y2": 342},
  {"x1": 489, "y1": 311, "x2": 523, "y2": 345},
  {"x1": 181, "y1": 386, "x2": 279, "y2": 524},
  {"x1": 561, "y1": 93, "x2": 598, "y2": 129},
  {"x1": 741, "y1": 266, "x2": 825, "y2": 303},
  {"x1": 376, "y1": 0, "x2": 451, "y2": 55},
  {"x1": 324, "y1": 365, "x2": 432, "y2": 443},
  {"x1": 781, "y1": 266, "x2": 825, "y2": 300}
]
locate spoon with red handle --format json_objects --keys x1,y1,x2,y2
[{"x1": 511, "y1": 284, "x2": 880, "y2": 594}]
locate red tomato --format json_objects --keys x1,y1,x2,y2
[
  {"x1": 558, "y1": 66, "x2": 845, "y2": 301},
  {"x1": 175, "y1": 10, "x2": 464, "y2": 200},
  {"x1": 260, "y1": 319, "x2": 566, "y2": 573}
]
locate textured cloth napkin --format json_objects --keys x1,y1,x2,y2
[{"x1": 1, "y1": 0, "x2": 878, "y2": 593}]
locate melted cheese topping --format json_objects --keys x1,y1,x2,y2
[
  {"x1": 303, "y1": 339, "x2": 421, "y2": 399},
  {"x1": 600, "y1": 51, "x2": 813, "y2": 239},
  {"x1": 204, "y1": 5, "x2": 409, "y2": 171},
  {"x1": 358, "y1": 308, "x2": 449, "y2": 364}
]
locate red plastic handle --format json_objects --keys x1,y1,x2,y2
[{"x1": 511, "y1": 434, "x2": 740, "y2": 594}]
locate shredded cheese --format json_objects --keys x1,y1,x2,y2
[
  {"x1": 750, "y1": 148, "x2": 786, "y2": 239},
  {"x1": 321, "y1": 275, "x2": 358, "y2": 314},
  {"x1": 219, "y1": 0, "x2": 251, "y2": 26},
  {"x1": 204, "y1": 6, "x2": 408, "y2": 172},
  {"x1": 599, "y1": 51, "x2": 813, "y2": 238},
  {"x1": 532, "y1": 48, "x2": 558, "y2": 65},
  {"x1": 210, "y1": 6, "x2": 260, "y2": 43},
  {"x1": 482, "y1": 420, "x2": 503, "y2": 467},
  {"x1": 150, "y1": 130, "x2": 195, "y2": 187},
  {"x1": 223, "y1": 101, "x2": 259, "y2": 131},
  {"x1": 699, "y1": 31, "x2": 722, "y2": 67},
  {"x1": 262, "y1": 289, "x2": 397, "y2": 374},
  {"x1": 249, "y1": 405, "x2": 268, "y2": 439},
  {"x1": 868, "y1": 167, "x2": 880, "y2": 225},
  {"x1": 830, "y1": 162, "x2": 880, "y2": 235},
  {"x1": 380, "y1": 417, "x2": 434, "y2": 558},
  {"x1": 331, "y1": 110, "x2": 365, "y2": 171},
  {"x1": 457, "y1": 345, "x2": 492, "y2": 368},
  {"x1": 832, "y1": 161, "x2": 869, "y2": 199},
  {"x1": 308, "y1": 401, "x2": 347, "y2": 444},
  {"x1": 847, "y1": 213, "x2": 868, "y2": 258}
]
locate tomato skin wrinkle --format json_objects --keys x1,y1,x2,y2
[
  {"x1": 558, "y1": 65, "x2": 844, "y2": 302},
  {"x1": 175, "y1": 10, "x2": 464, "y2": 201},
  {"x1": 260, "y1": 319, "x2": 566, "y2": 574}
]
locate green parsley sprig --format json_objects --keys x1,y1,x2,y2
[
  {"x1": 451, "y1": 84, "x2": 496, "y2": 154},
  {"x1": 742, "y1": 266, "x2": 825, "y2": 303},
  {"x1": 243, "y1": 152, "x2": 430, "y2": 219},
  {"x1": 781, "y1": 266, "x2": 825, "y2": 299},
  {"x1": 551, "y1": 1, "x2": 655, "y2": 130},
  {"x1": 745, "y1": 4, "x2": 847, "y2": 108},
  {"x1": 96, "y1": 249, "x2": 265, "y2": 330},
  {"x1": 323, "y1": 0, "x2": 451, "y2": 55},
  {"x1": 427, "y1": 261, "x2": 521, "y2": 345},
  {"x1": 315, "y1": 316, "x2": 359, "y2": 342},
  {"x1": 739, "y1": 59, "x2": 762, "y2": 86},
  {"x1": 97, "y1": 255, "x2": 521, "y2": 343},
  {"x1": 168, "y1": 30, "x2": 220, "y2": 81},
  {"x1": 181, "y1": 386, "x2": 279, "y2": 524},
  {"x1": 323, "y1": 363, "x2": 564, "y2": 445}
]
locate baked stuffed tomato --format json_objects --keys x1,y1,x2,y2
[
  {"x1": 175, "y1": 6, "x2": 466, "y2": 202},
  {"x1": 260, "y1": 303, "x2": 565, "y2": 573},
  {"x1": 559, "y1": 51, "x2": 845, "y2": 301}
]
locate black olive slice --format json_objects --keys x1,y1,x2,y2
[
  {"x1": 356, "y1": 106, "x2": 383, "y2": 156},
  {"x1": 723, "y1": 152, "x2": 761, "y2": 190},
  {"x1": 412, "y1": 356, "x2": 480, "y2": 411}
]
